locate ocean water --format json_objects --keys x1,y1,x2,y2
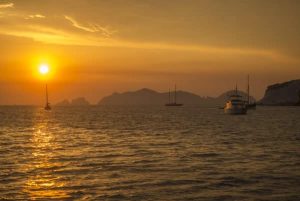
[{"x1": 0, "y1": 106, "x2": 299, "y2": 201}]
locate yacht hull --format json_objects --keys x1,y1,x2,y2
[
  {"x1": 224, "y1": 107, "x2": 247, "y2": 115},
  {"x1": 165, "y1": 103, "x2": 183, "y2": 106}
]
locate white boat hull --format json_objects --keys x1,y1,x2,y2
[{"x1": 224, "y1": 107, "x2": 247, "y2": 115}]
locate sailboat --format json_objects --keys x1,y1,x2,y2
[
  {"x1": 165, "y1": 84, "x2": 183, "y2": 106},
  {"x1": 246, "y1": 75, "x2": 256, "y2": 109},
  {"x1": 44, "y1": 84, "x2": 51, "y2": 110}
]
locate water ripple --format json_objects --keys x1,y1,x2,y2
[{"x1": 0, "y1": 106, "x2": 299, "y2": 200}]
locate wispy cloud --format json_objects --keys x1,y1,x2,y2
[
  {"x1": 0, "y1": 10, "x2": 297, "y2": 64},
  {"x1": 64, "y1": 15, "x2": 115, "y2": 37},
  {"x1": 0, "y1": 3, "x2": 13, "y2": 9},
  {"x1": 25, "y1": 14, "x2": 45, "y2": 19},
  {"x1": 1, "y1": 24, "x2": 297, "y2": 65}
]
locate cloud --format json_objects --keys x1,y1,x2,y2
[
  {"x1": 2, "y1": 24, "x2": 297, "y2": 65},
  {"x1": 0, "y1": 12, "x2": 297, "y2": 64},
  {"x1": 0, "y1": 3, "x2": 13, "y2": 9},
  {"x1": 64, "y1": 15, "x2": 96, "y2": 32},
  {"x1": 25, "y1": 14, "x2": 45, "y2": 19},
  {"x1": 64, "y1": 15, "x2": 115, "y2": 37}
]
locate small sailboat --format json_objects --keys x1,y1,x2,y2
[
  {"x1": 224, "y1": 85, "x2": 247, "y2": 115},
  {"x1": 44, "y1": 84, "x2": 51, "y2": 110},
  {"x1": 246, "y1": 75, "x2": 256, "y2": 109},
  {"x1": 165, "y1": 84, "x2": 183, "y2": 106}
]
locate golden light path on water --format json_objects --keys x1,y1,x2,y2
[{"x1": 22, "y1": 110, "x2": 69, "y2": 200}]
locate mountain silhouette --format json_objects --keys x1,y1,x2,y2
[
  {"x1": 259, "y1": 79, "x2": 300, "y2": 105},
  {"x1": 98, "y1": 88, "x2": 255, "y2": 106}
]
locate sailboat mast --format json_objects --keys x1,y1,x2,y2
[
  {"x1": 174, "y1": 84, "x2": 177, "y2": 103},
  {"x1": 247, "y1": 75, "x2": 250, "y2": 104},
  {"x1": 46, "y1": 84, "x2": 49, "y2": 104}
]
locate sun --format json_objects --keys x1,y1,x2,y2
[{"x1": 39, "y1": 64, "x2": 49, "y2": 75}]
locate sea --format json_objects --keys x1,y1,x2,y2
[{"x1": 0, "y1": 106, "x2": 299, "y2": 201}]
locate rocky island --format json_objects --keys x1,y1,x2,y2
[
  {"x1": 259, "y1": 79, "x2": 300, "y2": 106},
  {"x1": 56, "y1": 97, "x2": 90, "y2": 106}
]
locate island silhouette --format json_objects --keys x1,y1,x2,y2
[
  {"x1": 97, "y1": 88, "x2": 255, "y2": 106},
  {"x1": 56, "y1": 97, "x2": 90, "y2": 107},
  {"x1": 54, "y1": 79, "x2": 300, "y2": 107},
  {"x1": 259, "y1": 79, "x2": 300, "y2": 106}
]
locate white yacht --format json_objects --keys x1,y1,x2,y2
[{"x1": 224, "y1": 86, "x2": 247, "y2": 115}]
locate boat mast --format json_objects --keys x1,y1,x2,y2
[
  {"x1": 247, "y1": 75, "x2": 250, "y2": 104},
  {"x1": 46, "y1": 84, "x2": 48, "y2": 105},
  {"x1": 174, "y1": 84, "x2": 177, "y2": 104}
]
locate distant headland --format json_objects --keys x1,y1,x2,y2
[{"x1": 259, "y1": 79, "x2": 300, "y2": 106}]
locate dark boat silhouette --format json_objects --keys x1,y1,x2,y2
[
  {"x1": 44, "y1": 84, "x2": 51, "y2": 110},
  {"x1": 165, "y1": 84, "x2": 183, "y2": 106}
]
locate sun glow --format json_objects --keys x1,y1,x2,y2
[{"x1": 39, "y1": 64, "x2": 49, "y2": 75}]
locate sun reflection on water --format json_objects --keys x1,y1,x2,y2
[{"x1": 23, "y1": 117, "x2": 70, "y2": 200}]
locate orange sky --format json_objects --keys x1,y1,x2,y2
[{"x1": 0, "y1": 0, "x2": 300, "y2": 105}]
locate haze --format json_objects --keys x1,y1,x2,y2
[{"x1": 0, "y1": 0, "x2": 300, "y2": 105}]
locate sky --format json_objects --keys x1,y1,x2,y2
[{"x1": 0, "y1": 0, "x2": 299, "y2": 105}]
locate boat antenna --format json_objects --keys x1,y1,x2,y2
[{"x1": 235, "y1": 83, "x2": 238, "y2": 95}]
